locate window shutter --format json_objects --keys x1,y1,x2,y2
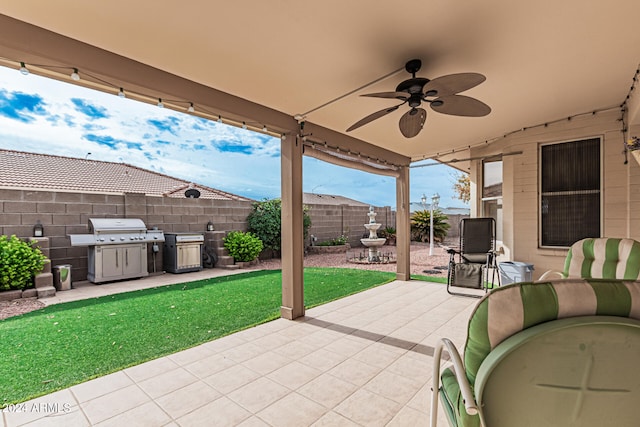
[{"x1": 540, "y1": 138, "x2": 600, "y2": 247}]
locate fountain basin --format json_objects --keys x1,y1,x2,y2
[{"x1": 360, "y1": 238, "x2": 386, "y2": 247}]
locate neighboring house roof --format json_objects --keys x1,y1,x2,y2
[
  {"x1": 409, "y1": 202, "x2": 470, "y2": 215},
  {"x1": 0, "y1": 149, "x2": 251, "y2": 201},
  {"x1": 303, "y1": 193, "x2": 372, "y2": 207}
]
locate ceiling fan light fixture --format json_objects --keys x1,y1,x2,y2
[{"x1": 347, "y1": 59, "x2": 489, "y2": 138}]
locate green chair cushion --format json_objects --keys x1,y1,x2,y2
[
  {"x1": 440, "y1": 278, "x2": 640, "y2": 426},
  {"x1": 564, "y1": 238, "x2": 640, "y2": 279},
  {"x1": 440, "y1": 368, "x2": 478, "y2": 427}
]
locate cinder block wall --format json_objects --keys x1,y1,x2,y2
[
  {"x1": 0, "y1": 189, "x2": 252, "y2": 282},
  {"x1": 1, "y1": 188, "x2": 463, "y2": 284},
  {"x1": 306, "y1": 204, "x2": 396, "y2": 247}
]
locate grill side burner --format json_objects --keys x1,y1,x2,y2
[{"x1": 69, "y1": 218, "x2": 164, "y2": 283}]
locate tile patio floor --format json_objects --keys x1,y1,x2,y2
[{"x1": 2, "y1": 269, "x2": 477, "y2": 427}]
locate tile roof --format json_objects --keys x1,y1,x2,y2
[
  {"x1": 0, "y1": 149, "x2": 252, "y2": 201},
  {"x1": 302, "y1": 193, "x2": 371, "y2": 207}
]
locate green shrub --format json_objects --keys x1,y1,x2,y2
[
  {"x1": 246, "y1": 198, "x2": 312, "y2": 252},
  {"x1": 410, "y1": 210, "x2": 450, "y2": 243},
  {"x1": 223, "y1": 231, "x2": 264, "y2": 262},
  {"x1": 379, "y1": 227, "x2": 396, "y2": 238},
  {"x1": 316, "y1": 235, "x2": 348, "y2": 246},
  {"x1": 0, "y1": 235, "x2": 48, "y2": 291}
]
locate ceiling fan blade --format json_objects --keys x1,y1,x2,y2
[
  {"x1": 346, "y1": 104, "x2": 401, "y2": 132},
  {"x1": 361, "y1": 91, "x2": 410, "y2": 101},
  {"x1": 430, "y1": 95, "x2": 491, "y2": 117},
  {"x1": 423, "y1": 73, "x2": 486, "y2": 97},
  {"x1": 399, "y1": 108, "x2": 426, "y2": 138}
]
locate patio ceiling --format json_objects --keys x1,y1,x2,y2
[{"x1": 1, "y1": 1, "x2": 640, "y2": 170}]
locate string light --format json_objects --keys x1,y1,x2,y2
[
  {"x1": 301, "y1": 138, "x2": 400, "y2": 169},
  {"x1": 8, "y1": 59, "x2": 286, "y2": 137},
  {"x1": 427, "y1": 105, "x2": 622, "y2": 162}
]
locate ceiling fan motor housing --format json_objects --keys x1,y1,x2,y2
[{"x1": 346, "y1": 58, "x2": 490, "y2": 137}]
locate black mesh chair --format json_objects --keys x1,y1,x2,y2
[{"x1": 447, "y1": 217, "x2": 500, "y2": 297}]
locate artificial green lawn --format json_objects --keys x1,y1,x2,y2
[{"x1": 0, "y1": 268, "x2": 395, "y2": 406}]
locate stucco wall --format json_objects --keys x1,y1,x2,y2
[{"x1": 469, "y1": 109, "x2": 639, "y2": 278}]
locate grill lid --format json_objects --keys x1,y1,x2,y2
[
  {"x1": 69, "y1": 218, "x2": 165, "y2": 246},
  {"x1": 89, "y1": 218, "x2": 146, "y2": 233}
]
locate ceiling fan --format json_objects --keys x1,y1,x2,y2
[{"x1": 346, "y1": 59, "x2": 491, "y2": 138}]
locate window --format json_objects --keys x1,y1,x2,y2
[
  {"x1": 540, "y1": 137, "x2": 601, "y2": 247},
  {"x1": 482, "y1": 159, "x2": 503, "y2": 241}
]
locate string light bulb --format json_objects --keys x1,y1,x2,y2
[
  {"x1": 157, "y1": 98, "x2": 164, "y2": 108},
  {"x1": 19, "y1": 62, "x2": 29, "y2": 75},
  {"x1": 217, "y1": 115, "x2": 222, "y2": 123},
  {"x1": 70, "y1": 68, "x2": 80, "y2": 81},
  {"x1": 281, "y1": 134, "x2": 287, "y2": 141},
  {"x1": 188, "y1": 103, "x2": 195, "y2": 113},
  {"x1": 262, "y1": 125, "x2": 267, "y2": 132},
  {"x1": 118, "y1": 87, "x2": 125, "y2": 98},
  {"x1": 242, "y1": 122, "x2": 247, "y2": 130}
]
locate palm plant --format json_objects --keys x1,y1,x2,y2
[{"x1": 410, "y1": 210, "x2": 450, "y2": 243}]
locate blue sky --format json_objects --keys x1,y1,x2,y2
[{"x1": 0, "y1": 66, "x2": 468, "y2": 209}]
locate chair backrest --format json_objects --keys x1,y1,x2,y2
[
  {"x1": 459, "y1": 278, "x2": 640, "y2": 427},
  {"x1": 459, "y1": 218, "x2": 495, "y2": 263},
  {"x1": 564, "y1": 238, "x2": 640, "y2": 279}
]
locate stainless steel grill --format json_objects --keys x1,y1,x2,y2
[
  {"x1": 163, "y1": 232, "x2": 204, "y2": 273},
  {"x1": 69, "y1": 218, "x2": 164, "y2": 283}
]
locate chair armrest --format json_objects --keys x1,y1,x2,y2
[
  {"x1": 538, "y1": 270, "x2": 566, "y2": 281},
  {"x1": 430, "y1": 338, "x2": 478, "y2": 427}
]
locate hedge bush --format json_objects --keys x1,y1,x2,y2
[
  {"x1": 223, "y1": 231, "x2": 264, "y2": 262},
  {"x1": 246, "y1": 198, "x2": 312, "y2": 252},
  {"x1": 0, "y1": 235, "x2": 48, "y2": 291}
]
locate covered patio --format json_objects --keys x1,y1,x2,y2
[
  {"x1": 1, "y1": 1, "x2": 640, "y2": 321},
  {"x1": 3, "y1": 275, "x2": 474, "y2": 426},
  {"x1": 2, "y1": 4, "x2": 640, "y2": 425}
]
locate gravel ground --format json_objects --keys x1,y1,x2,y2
[
  {"x1": 257, "y1": 242, "x2": 452, "y2": 276},
  {"x1": 0, "y1": 243, "x2": 452, "y2": 320},
  {"x1": 0, "y1": 299, "x2": 46, "y2": 321}
]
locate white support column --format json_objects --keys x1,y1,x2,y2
[
  {"x1": 396, "y1": 165, "x2": 411, "y2": 281},
  {"x1": 280, "y1": 135, "x2": 305, "y2": 319}
]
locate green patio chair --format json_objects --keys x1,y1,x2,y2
[
  {"x1": 539, "y1": 237, "x2": 640, "y2": 280},
  {"x1": 430, "y1": 278, "x2": 640, "y2": 427}
]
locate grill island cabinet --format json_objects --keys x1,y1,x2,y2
[
  {"x1": 90, "y1": 243, "x2": 146, "y2": 282},
  {"x1": 163, "y1": 233, "x2": 204, "y2": 273},
  {"x1": 69, "y1": 218, "x2": 165, "y2": 284}
]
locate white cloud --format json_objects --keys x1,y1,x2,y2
[{"x1": 0, "y1": 65, "x2": 468, "y2": 209}]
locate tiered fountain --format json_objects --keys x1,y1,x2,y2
[{"x1": 360, "y1": 206, "x2": 387, "y2": 262}]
